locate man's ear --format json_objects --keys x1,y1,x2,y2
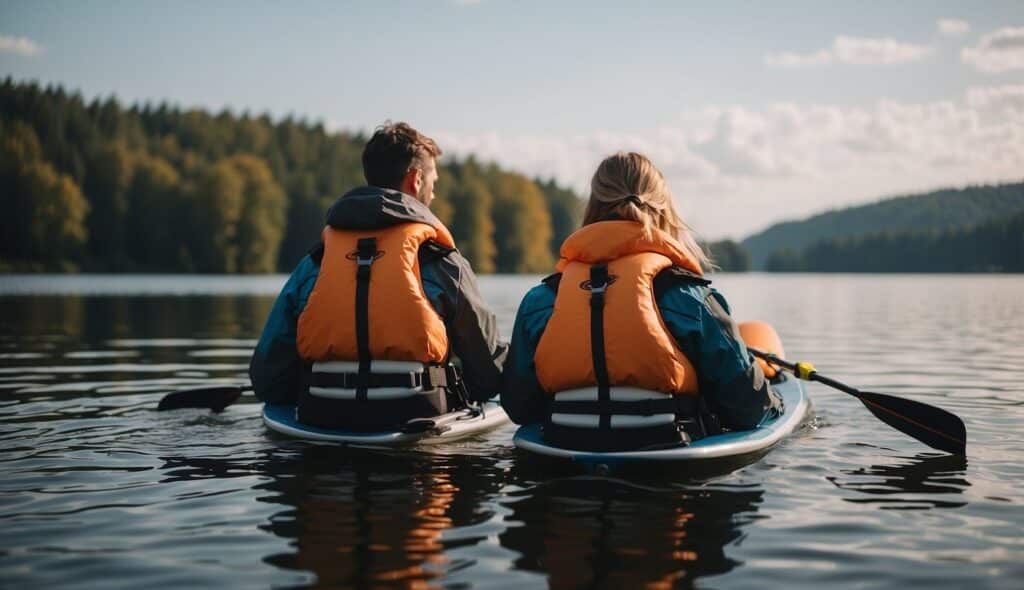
[{"x1": 400, "y1": 167, "x2": 422, "y2": 196}]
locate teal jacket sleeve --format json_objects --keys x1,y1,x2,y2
[
  {"x1": 248, "y1": 255, "x2": 319, "y2": 404},
  {"x1": 657, "y1": 283, "x2": 781, "y2": 430},
  {"x1": 500, "y1": 282, "x2": 556, "y2": 425}
]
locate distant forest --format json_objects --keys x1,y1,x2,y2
[
  {"x1": 743, "y1": 183, "x2": 1024, "y2": 271},
  {"x1": 765, "y1": 211, "x2": 1024, "y2": 272},
  {"x1": 8, "y1": 79, "x2": 1013, "y2": 275},
  {"x1": 0, "y1": 79, "x2": 582, "y2": 274}
]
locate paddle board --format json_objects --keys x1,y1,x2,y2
[
  {"x1": 263, "y1": 401, "x2": 508, "y2": 446},
  {"x1": 513, "y1": 373, "x2": 809, "y2": 470}
]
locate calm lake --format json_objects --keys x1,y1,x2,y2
[{"x1": 1, "y1": 273, "x2": 1021, "y2": 589}]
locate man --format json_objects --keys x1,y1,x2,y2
[{"x1": 250, "y1": 122, "x2": 507, "y2": 430}]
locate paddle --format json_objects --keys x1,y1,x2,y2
[
  {"x1": 748, "y1": 347, "x2": 967, "y2": 456},
  {"x1": 156, "y1": 385, "x2": 249, "y2": 412}
]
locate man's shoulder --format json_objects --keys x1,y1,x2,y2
[
  {"x1": 419, "y1": 239, "x2": 466, "y2": 283},
  {"x1": 419, "y1": 238, "x2": 457, "y2": 265}
]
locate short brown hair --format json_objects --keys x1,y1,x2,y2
[{"x1": 361, "y1": 121, "x2": 442, "y2": 190}]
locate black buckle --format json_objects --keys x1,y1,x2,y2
[{"x1": 356, "y1": 237, "x2": 378, "y2": 267}]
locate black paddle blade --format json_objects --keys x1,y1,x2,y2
[
  {"x1": 855, "y1": 391, "x2": 967, "y2": 455},
  {"x1": 156, "y1": 386, "x2": 243, "y2": 412}
]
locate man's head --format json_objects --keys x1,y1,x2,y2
[{"x1": 362, "y1": 122, "x2": 441, "y2": 206}]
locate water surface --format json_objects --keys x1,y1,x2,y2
[{"x1": 1, "y1": 274, "x2": 1021, "y2": 588}]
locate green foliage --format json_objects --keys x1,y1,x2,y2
[
  {"x1": 489, "y1": 171, "x2": 554, "y2": 273},
  {"x1": 1, "y1": 78, "x2": 581, "y2": 274},
  {"x1": 124, "y1": 155, "x2": 183, "y2": 270},
  {"x1": 763, "y1": 249, "x2": 805, "y2": 272},
  {"x1": 744, "y1": 183, "x2": 1024, "y2": 269},
  {"x1": 0, "y1": 120, "x2": 89, "y2": 270},
  {"x1": 537, "y1": 178, "x2": 582, "y2": 259},
  {"x1": 84, "y1": 140, "x2": 135, "y2": 267},
  {"x1": 441, "y1": 162, "x2": 497, "y2": 273},
  {"x1": 764, "y1": 214, "x2": 1024, "y2": 272},
  {"x1": 703, "y1": 240, "x2": 751, "y2": 272},
  {"x1": 187, "y1": 155, "x2": 286, "y2": 273}
]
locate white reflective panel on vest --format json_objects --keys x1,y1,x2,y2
[
  {"x1": 550, "y1": 413, "x2": 677, "y2": 428},
  {"x1": 309, "y1": 360, "x2": 426, "y2": 400},
  {"x1": 554, "y1": 387, "x2": 666, "y2": 401},
  {"x1": 314, "y1": 360, "x2": 425, "y2": 373},
  {"x1": 550, "y1": 387, "x2": 676, "y2": 429}
]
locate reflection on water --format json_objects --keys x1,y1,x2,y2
[
  {"x1": 259, "y1": 447, "x2": 503, "y2": 588},
  {"x1": 827, "y1": 453, "x2": 970, "y2": 510},
  {"x1": 500, "y1": 474, "x2": 764, "y2": 589},
  {"x1": 1, "y1": 275, "x2": 1023, "y2": 589},
  {"x1": 158, "y1": 445, "x2": 509, "y2": 588}
]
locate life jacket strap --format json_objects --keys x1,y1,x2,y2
[
  {"x1": 589, "y1": 263, "x2": 612, "y2": 429},
  {"x1": 550, "y1": 396, "x2": 698, "y2": 417},
  {"x1": 355, "y1": 237, "x2": 377, "y2": 401},
  {"x1": 312, "y1": 371, "x2": 428, "y2": 390}
]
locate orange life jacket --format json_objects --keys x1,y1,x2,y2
[
  {"x1": 296, "y1": 221, "x2": 455, "y2": 364},
  {"x1": 534, "y1": 221, "x2": 703, "y2": 396}
]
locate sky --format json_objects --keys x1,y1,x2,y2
[{"x1": 2, "y1": 0, "x2": 1023, "y2": 239}]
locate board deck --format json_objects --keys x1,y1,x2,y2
[{"x1": 263, "y1": 401, "x2": 508, "y2": 446}]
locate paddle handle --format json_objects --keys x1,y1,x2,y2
[{"x1": 747, "y1": 347, "x2": 860, "y2": 396}]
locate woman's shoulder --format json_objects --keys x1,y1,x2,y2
[
  {"x1": 653, "y1": 267, "x2": 713, "y2": 310},
  {"x1": 517, "y1": 275, "x2": 558, "y2": 316}
]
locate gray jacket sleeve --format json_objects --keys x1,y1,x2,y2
[{"x1": 421, "y1": 248, "x2": 508, "y2": 402}]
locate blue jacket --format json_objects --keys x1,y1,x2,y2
[
  {"x1": 249, "y1": 186, "x2": 507, "y2": 404},
  {"x1": 500, "y1": 272, "x2": 781, "y2": 429}
]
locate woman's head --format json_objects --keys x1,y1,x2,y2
[{"x1": 584, "y1": 151, "x2": 712, "y2": 269}]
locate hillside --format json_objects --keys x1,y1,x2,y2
[
  {"x1": 742, "y1": 184, "x2": 1024, "y2": 269},
  {"x1": 764, "y1": 210, "x2": 1024, "y2": 273}
]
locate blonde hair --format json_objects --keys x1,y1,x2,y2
[{"x1": 583, "y1": 151, "x2": 712, "y2": 269}]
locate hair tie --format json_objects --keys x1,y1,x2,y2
[{"x1": 623, "y1": 194, "x2": 644, "y2": 207}]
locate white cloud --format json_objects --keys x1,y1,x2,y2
[
  {"x1": 967, "y1": 84, "x2": 1024, "y2": 110},
  {"x1": 437, "y1": 86, "x2": 1024, "y2": 239},
  {"x1": 763, "y1": 50, "x2": 833, "y2": 67},
  {"x1": 0, "y1": 35, "x2": 42, "y2": 57},
  {"x1": 765, "y1": 35, "x2": 933, "y2": 68},
  {"x1": 938, "y1": 18, "x2": 971, "y2": 37},
  {"x1": 833, "y1": 35, "x2": 933, "y2": 64},
  {"x1": 962, "y1": 27, "x2": 1024, "y2": 73}
]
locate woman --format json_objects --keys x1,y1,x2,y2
[{"x1": 501, "y1": 152, "x2": 783, "y2": 451}]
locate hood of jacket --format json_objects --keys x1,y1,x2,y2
[{"x1": 325, "y1": 186, "x2": 446, "y2": 233}]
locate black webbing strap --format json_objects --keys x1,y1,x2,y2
[
  {"x1": 589, "y1": 264, "x2": 612, "y2": 430},
  {"x1": 355, "y1": 237, "x2": 377, "y2": 401},
  {"x1": 550, "y1": 396, "x2": 698, "y2": 417},
  {"x1": 312, "y1": 372, "x2": 422, "y2": 389},
  {"x1": 310, "y1": 364, "x2": 449, "y2": 391}
]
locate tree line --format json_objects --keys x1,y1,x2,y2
[
  {"x1": 764, "y1": 211, "x2": 1024, "y2": 272},
  {"x1": 743, "y1": 182, "x2": 1024, "y2": 269},
  {"x1": 0, "y1": 79, "x2": 581, "y2": 274}
]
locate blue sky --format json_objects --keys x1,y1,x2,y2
[{"x1": 3, "y1": 0, "x2": 1023, "y2": 238}]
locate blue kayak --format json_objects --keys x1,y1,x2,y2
[{"x1": 513, "y1": 374, "x2": 810, "y2": 470}]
